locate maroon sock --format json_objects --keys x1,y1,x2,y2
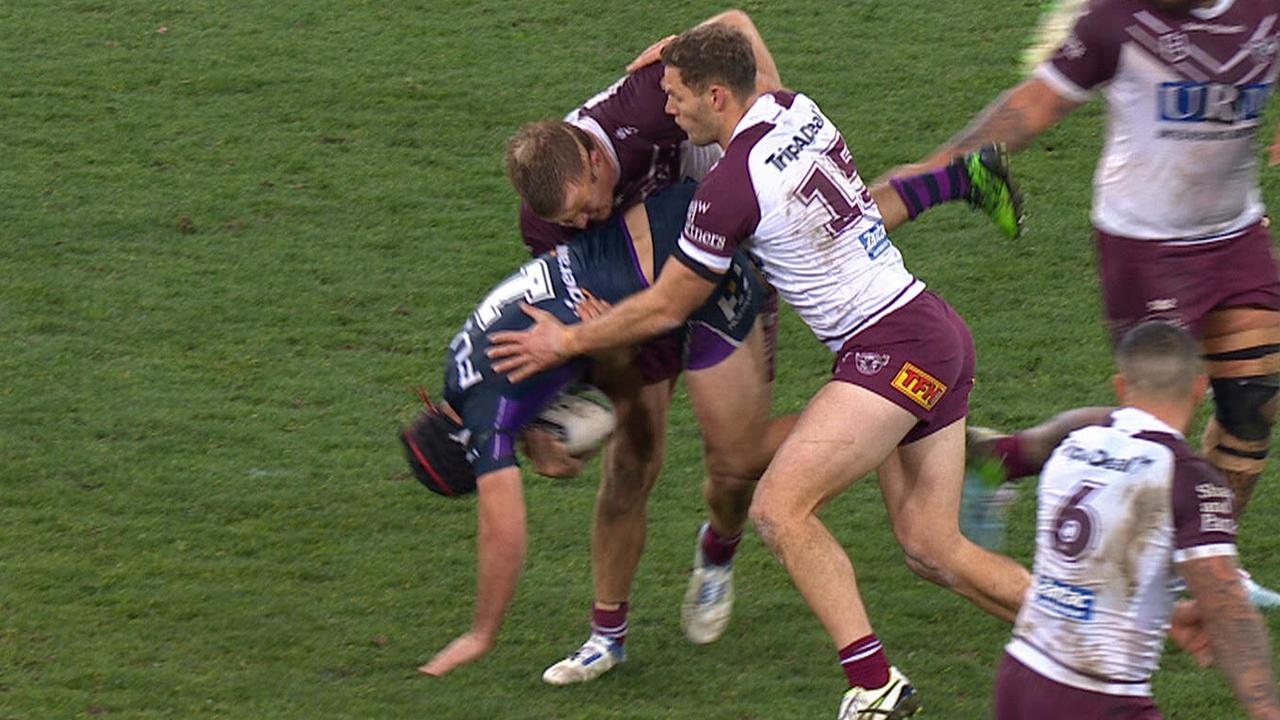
[
  {"x1": 700, "y1": 524, "x2": 742, "y2": 566},
  {"x1": 592, "y1": 602, "x2": 628, "y2": 646},
  {"x1": 839, "y1": 634, "x2": 890, "y2": 690},
  {"x1": 993, "y1": 433, "x2": 1042, "y2": 480}
]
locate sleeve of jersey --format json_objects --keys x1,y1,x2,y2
[
  {"x1": 673, "y1": 169, "x2": 760, "y2": 281},
  {"x1": 468, "y1": 428, "x2": 519, "y2": 478},
  {"x1": 519, "y1": 203, "x2": 573, "y2": 256},
  {"x1": 1034, "y1": 4, "x2": 1121, "y2": 103},
  {"x1": 1170, "y1": 456, "x2": 1238, "y2": 563}
]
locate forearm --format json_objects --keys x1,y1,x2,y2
[
  {"x1": 470, "y1": 470, "x2": 527, "y2": 641},
  {"x1": 1183, "y1": 556, "x2": 1280, "y2": 718},
  {"x1": 567, "y1": 287, "x2": 689, "y2": 358},
  {"x1": 923, "y1": 78, "x2": 1078, "y2": 169}
]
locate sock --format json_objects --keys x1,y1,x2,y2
[
  {"x1": 592, "y1": 602, "x2": 629, "y2": 646},
  {"x1": 839, "y1": 634, "x2": 891, "y2": 690},
  {"x1": 890, "y1": 160, "x2": 971, "y2": 220},
  {"x1": 993, "y1": 433, "x2": 1041, "y2": 480},
  {"x1": 700, "y1": 523, "x2": 742, "y2": 566}
]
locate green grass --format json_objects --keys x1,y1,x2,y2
[{"x1": 3, "y1": 1, "x2": 1277, "y2": 718}]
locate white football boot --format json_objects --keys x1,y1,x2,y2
[
  {"x1": 681, "y1": 522, "x2": 735, "y2": 644},
  {"x1": 1241, "y1": 569, "x2": 1280, "y2": 609},
  {"x1": 541, "y1": 632, "x2": 625, "y2": 685},
  {"x1": 837, "y1": 666, "x2": 922, "y2": 720}
]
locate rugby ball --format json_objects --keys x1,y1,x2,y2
[{"x1": 532, "y1": 384, "x2": 616, "y2": 455}]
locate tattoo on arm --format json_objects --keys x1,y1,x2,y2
[
  {"x1": 1180, "y1": 555, "x2": 1280, "y2": 716},
  {"x1": 943, "y1": 83, "x2": 1079, "y2": 158}
]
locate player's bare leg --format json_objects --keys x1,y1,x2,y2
[
  {"x1": 682, "y1": 323, "x2": 797, "y2": 643},
  {"x1": 1200, "y1": 306, "x2": 1280, "y2": 608},
  {"x1": 542, "y1": 372, "x2": 672, "y2": 685},
  {"x1": 749, "y1": 382, "x2": 922, "y2": 719},
  {"x1": 878, "y1": 420, "x2": 1030, "y2": 622}
]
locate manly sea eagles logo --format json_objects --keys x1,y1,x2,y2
[
  {"x1": 1159, "y1": 32, "x2": 1191, "y2": 63},
  {"x1": 854, "y1": 352, "x2": 891, "y2": 376}
]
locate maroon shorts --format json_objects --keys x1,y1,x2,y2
[
  {"x1": 1096, "y1": 222, "x2": 1280, "y2": 343},
  {"x1": 993, "y1": 653, "x2": 1161, "y2": 720},
  {"x1": 831, "y1": 290, "x2": 975, "y2": 444}
]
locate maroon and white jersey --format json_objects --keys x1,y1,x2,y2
[
  {"x1": 1007, "y1": 407, "x2": 1238, "y2": 697},
  {"x1": 1037, "y1": 0, "x2": 1280, "y2": 242},
  {"x1": 674, "y1": 91, "x2": 921, "y2": 350},
  {"x1": 519, "y1": 63, "x2": 722, "y2": 254}
]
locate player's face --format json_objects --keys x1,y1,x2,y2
[
  {"x1": 662, "y1": 66, "x2": 717, "y2": 146},
  {"x1": 548, "y1": 135, "x2": 614, "y2": 229}
]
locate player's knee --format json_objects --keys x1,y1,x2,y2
[
  {"x1": 1203, "y1": 374, "x2": 1279, "y2": 478},
  {"x1": 748, "y1": 492, "x2": 788, "y2": 548}
]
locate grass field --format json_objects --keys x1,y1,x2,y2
[{"x1": 4, "y1": 1, "x2": 1279, "y2": 718}]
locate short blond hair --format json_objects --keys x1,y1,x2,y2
[{"x1": 504, "y1": 120, "x2": 590, "y2": 218}]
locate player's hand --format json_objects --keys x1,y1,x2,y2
[
  {"x1": 626, "y1": 34, "x2": 676, "y2": 73},
  {"x1": 487, "y1": 303, "x2": 574, "y2": 382},
  {"x1": 521, "y1": 426, "x2": 588, "y2": 479},
  {"x1": 418, "y1": 631, "x2": 494, "y2": 676},
  {"x1": 1169, "y1": 599, "x2": 1213, "y2": 668},
  {"x1": 576, "y1": 290, "x2": 612, "y2": 321}
]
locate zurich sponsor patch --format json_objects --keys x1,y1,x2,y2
[
  {"x1": 858, "y1": 222, "x2": 889, "y2": 260},
  {"x1": 1034, "y1": 576, "x2": 1095, "y2": 621},
  {"x1": 854, "y1": 352, "x2": 890, "y2": 376}
]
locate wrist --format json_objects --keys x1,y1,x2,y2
[{"x1": 560, "y1": 328, "x2": 580, "y2": 359}]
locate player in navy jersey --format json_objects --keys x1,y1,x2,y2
[
  {"x1": 504, "y1": 10, "x2": 1025, "y2": 685},
  {"x1": 906, "y1": 0, "x2": 1280, "y2": 604},
  {"x1": 408, "y1": 182, "x2": 791, "y2": 677},
  {"x1": 994, "y1": 322, "x2": 1280, "y2": 720},
  {"x1": 489, "y1": 25, "x2": 1032, "y2": 718}
]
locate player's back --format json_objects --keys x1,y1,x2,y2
[
  {"x1": 686, "y1": 91, "x2": 922, "y2": 350},
  {"x1": 1040, "y1": 0, "x2": 1280, "y2": 240},
  {"x1": 1008, "y1": 407, "x2": 1237, "y2": 697}
]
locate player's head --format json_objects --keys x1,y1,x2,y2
[
  {"x1": 505, "y1": 120, "x2": 615, "y2": 229},
  {"x1": 660, "y1": 23, "x2": 757, "y2": 146},
  {"x1": 1113, "y1": 321, "x2": 1207, "y2": 411},
  {"x1": 400, "y1": 408, "x2": 477, "y2": 497}
]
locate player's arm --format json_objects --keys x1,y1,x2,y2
[
  {"x1": 487, "y1": 260, "x2": 716, "y2": 383},
  {"x1": 915, "y1": 77, "x2": 1082, "y2": 171},
  {"x1": 626, "y1": 9, "x2": 781, "y2": 93},
  {"x1": 1177, "y1": 554, "x2": 1280, "y2": 719},
  {"x1": 419, "y1": 466, "x2": 527, "y2": 676}
]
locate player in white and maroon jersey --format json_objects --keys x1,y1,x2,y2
[
  {"x1": 488, "y1": 24, "x2": 1031, "y2": 719},
  {"x1": 995, "y1": 322, "x2": 1280, "y2": 720},
  {"x1": 503, "y1": 10, "x2": 1025, "y2": 688},
  {"x1": 912, "y1": 0, "x2": 1280, "y2": 528},
  {"x1": 910, "y1": 0, "x2": 1280, "y2": 607}
]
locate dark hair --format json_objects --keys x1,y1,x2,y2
[
  {"x1": 400, "y1": 410, "x2": 477, "y2": 497},
  {"x1": 504, "y1": 120, "x2": 592, "y2": 218},
  {"x1": 660, "y1": 23, "x2": 757, "y2": 101},
  {"x1": 1114, "y1": 321, "x2": 1201, "y2": 399}
]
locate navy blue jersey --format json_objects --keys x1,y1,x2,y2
[{"x1": 442, "y1": 182, "x2": 760, "y2": 478}]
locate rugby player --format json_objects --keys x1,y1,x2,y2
[
  {"x1": 407, "y1": 181, "x2": 783, "y2": 677},
  {"x1": 506, "y1": 9, "x2": 1025, "y2": 685},
  {"x1": 906, "y1": 0, "x2": 1280, "y2": 603},
  {"x1": 994, "y1": 321, "x2": 1280, "y2": 720},
  {"x1": 488, "y1": 25, "x2": 1032, "y2": 719}
]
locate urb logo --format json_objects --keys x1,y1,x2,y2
[{"x1": 1158, "y1": 81, "x2": 1271, "y2": 124}]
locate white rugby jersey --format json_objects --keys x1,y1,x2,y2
[
  {"x1": 674, "y1": 91, "x2": 922, "y2": 350},
  {"x1": 1008, "y1": 408, "x2": 1238, "y2": 697},
  {"x1": 1037, "y1": 0, "x2": 1280, "y2": 242}
]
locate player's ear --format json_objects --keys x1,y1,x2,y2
[
  {"x1": 709, "y1": 84, "x2": 729, "y2": 111},
  {"x1": 1191, "y1": 373, "x2": 1209, "y2": 405},
  {"x1": 1112, "y1": 373, "x2": 1126, "y2": 403}
]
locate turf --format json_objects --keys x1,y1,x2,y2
[{"x1": 3, "y1": 1, "x2": 1277, "y2": 718}]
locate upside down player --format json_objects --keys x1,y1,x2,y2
[
  {"x1": 903, "y1": 0, "x2": 1280, "y2": 601},
  {"x1": 507, "y1": 9, "x2": 1025, "y2": 685},
  {"x1": 995, "y1": 322, "x2": 1280, "y2": 720},
  {"x1": 489, "y1": 25, "x2": 1032, "y2": 719},
  {"x1": 407, "y1": 182, "x2": 790, "y2": 677}
]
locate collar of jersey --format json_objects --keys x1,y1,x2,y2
[
  {"x1": 1112, "y1": 407, "x2": 1184, "y2": 440},
  {"x1": 729, "y1": 91, "x2": 791, "y2": 144},
  {"x1": 1190, "y1": 0, "x2": 1236, "y2": 20},
  {"x1": 570, "y1": 116, "x2": 621, "y2": 177}
]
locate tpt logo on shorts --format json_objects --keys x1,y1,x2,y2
[
  {"x1": 1034, "y1": 576, "x2": 1095, "y2": 621},
  {"x1": 890, "y1": 362, "x2": 947, "y2": 410}
]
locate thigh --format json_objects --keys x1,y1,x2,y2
[
  {"x1": 685, "y1": 321, "x2": 774, "y2": 475},
  {"x1": 755, "y1": 381, "x2": 917, "y2": 514},
  {"x1": 878, "y1": 418, "x2": 967, "y2": 539}
]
